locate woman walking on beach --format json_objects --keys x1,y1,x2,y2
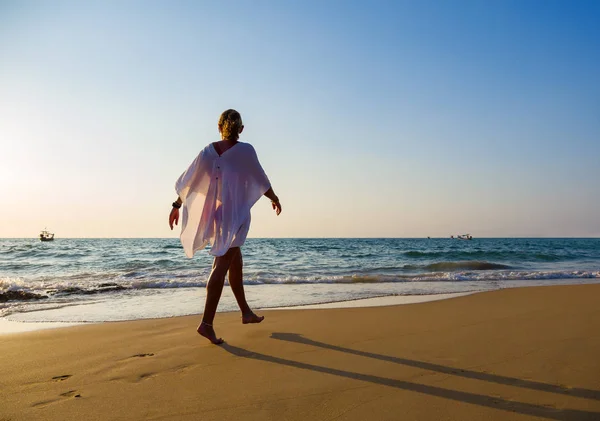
[{"x1": 169, "y1": 109, "x2": 282, "y2": 344}]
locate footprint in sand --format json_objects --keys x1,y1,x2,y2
[
  {"x1": 131, "y1": 353, "x2": 154, "y2": 358},
  {"x1": 60, "y1": 390, "x2": 81, "y2": 398},
  {"x1": 52, "y1": 375, "x2": 72, "y2": 382},
  {"x1": 138, "y1": 372, "x2": 156, "y2": 381},
  {"x1": 32, "y1": 390, "x2": 81, "y2": 407}
]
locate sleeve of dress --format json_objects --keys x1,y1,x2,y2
[
  {"x1": 244, "y1": 145, "x2": 272, "y2": 207},
  {"x1": 175, "y1": 148, "x2": 205, "y2": 199},
  {"x1": 175, "y1": 146, "x2": 212, "y2": 258}
]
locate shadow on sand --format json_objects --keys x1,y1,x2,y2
[
  {"x1": 270, "y1": 332, "x2": 600, "y2": 401},
  {"x1": 219, "y1": 333, "x2": 600, "y2": 421}
]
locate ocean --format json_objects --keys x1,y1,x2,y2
[{"x1": 1, "y1": 238, "x2": 599, "y2": 330}]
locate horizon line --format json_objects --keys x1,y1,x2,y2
[{"x1": 2, "y1": 236, "x2": 600, "y2": 240}]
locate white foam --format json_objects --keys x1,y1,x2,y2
[
  {"x1": 274, "y1": 292, "x2": 474, "y2": 310},
  {"x1": 2, "y1": 279, "x2": 599, "y2": 334},
  {"x1": 3, "y1": 270, "x2": 600, "y2": 298},
  {"x1": 0, "y1": 318, "x2": 83, "y2": 334}
]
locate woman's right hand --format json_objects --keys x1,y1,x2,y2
[
  {"x1": 169, "y1": 207, "x2": 179, "y2": 230},
  {"x1": 272, "y1": 199, "x2": 282, "y2": 216}
]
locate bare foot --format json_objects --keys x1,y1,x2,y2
[
  {"x1": 197, "y1": 322, "x2": 224, "y2": 345},
  {"x1": 242, "y1": 312, "x2": 264, "y2": 324}
]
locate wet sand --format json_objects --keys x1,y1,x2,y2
[{"x1": 1, "y1": 284, "x2": 599, "y2": 420}]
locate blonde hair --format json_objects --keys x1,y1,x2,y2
[{"x1": 218, "y1": 109, "x2": 243, "y2": 140}]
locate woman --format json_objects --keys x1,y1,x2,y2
[{"x1": 169, "y1": 109, "x2": 281, "y2": 345}]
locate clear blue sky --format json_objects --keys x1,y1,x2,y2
[{"x1": 1, "y1": 0, "x2": 599, "y2": 238}]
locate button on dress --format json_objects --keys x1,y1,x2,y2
[{"x1": 175, "y1": 142, "x2": 271, "y2": 257}]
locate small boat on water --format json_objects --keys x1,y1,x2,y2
[
  {"x1": 450, "y1": 234, "x2": 473, "y2": 240},
  {"x1": 40, "y1": 229, "x2": 55, "y2": 242}
]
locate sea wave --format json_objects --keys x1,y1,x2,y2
[
  {"x1": 402, "y1": 250, "x2": 577, "y2": 261},
  {"x1": 1, "y1": 270, "x2": 599, "y2": 302},
  {"x1": 423, "y1": 261, "x2": 512, "y2": 271},
  {"x1": 401, "y1": 261, "x2": 512, "y2": 271},
  {"x1": 0, "y1": 244, "x2": 35, "y2": 254},
  {"x1": 0, "y1": 290, "x2": 48, "y2": 302}
]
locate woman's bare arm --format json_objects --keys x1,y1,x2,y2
[{"x1": 264, "y1": 187, "x2": 281, "y2": 215}]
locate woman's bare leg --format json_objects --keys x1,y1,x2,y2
[
  {"x1": 228, "y1": 248, "x2": 264, "y2": 324},
  {"x1": 228, "y1": 248, "x2": 251, "y2": 314},
  {"x1": 197, "y1": 248, "x2": 237, "y2": 344}
]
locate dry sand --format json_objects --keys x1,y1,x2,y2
[{"x1": 1, "y1": 284, "x2": 599, "y2": 421}]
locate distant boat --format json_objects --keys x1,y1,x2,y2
[
  {"x1": 457, "y1": 234, "x2": 473, "y2": 240},
  {"x1": 40, "y1": 229, "x2": 55, "y2": 242}
]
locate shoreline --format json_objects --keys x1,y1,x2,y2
[
  {"x1": 272, "y1": 291, "x2": 474, "y2": 310},
  {"x1": 3, "y1": 279, "x2": 600, "y2": 334},
  {"x1": 4, "y1": 278, "x2": 600, "y2": 334},
  {"x1": 0, "y1": 291, "x2": 474, "y2": 335}
]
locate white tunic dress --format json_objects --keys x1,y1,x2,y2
[{"x1": 175, "y1": 142, "x2": 271, "y2": 258}]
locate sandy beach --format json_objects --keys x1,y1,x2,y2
[{"x1": 1, "y1": 284, "x2": 599, "y2": 421}]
